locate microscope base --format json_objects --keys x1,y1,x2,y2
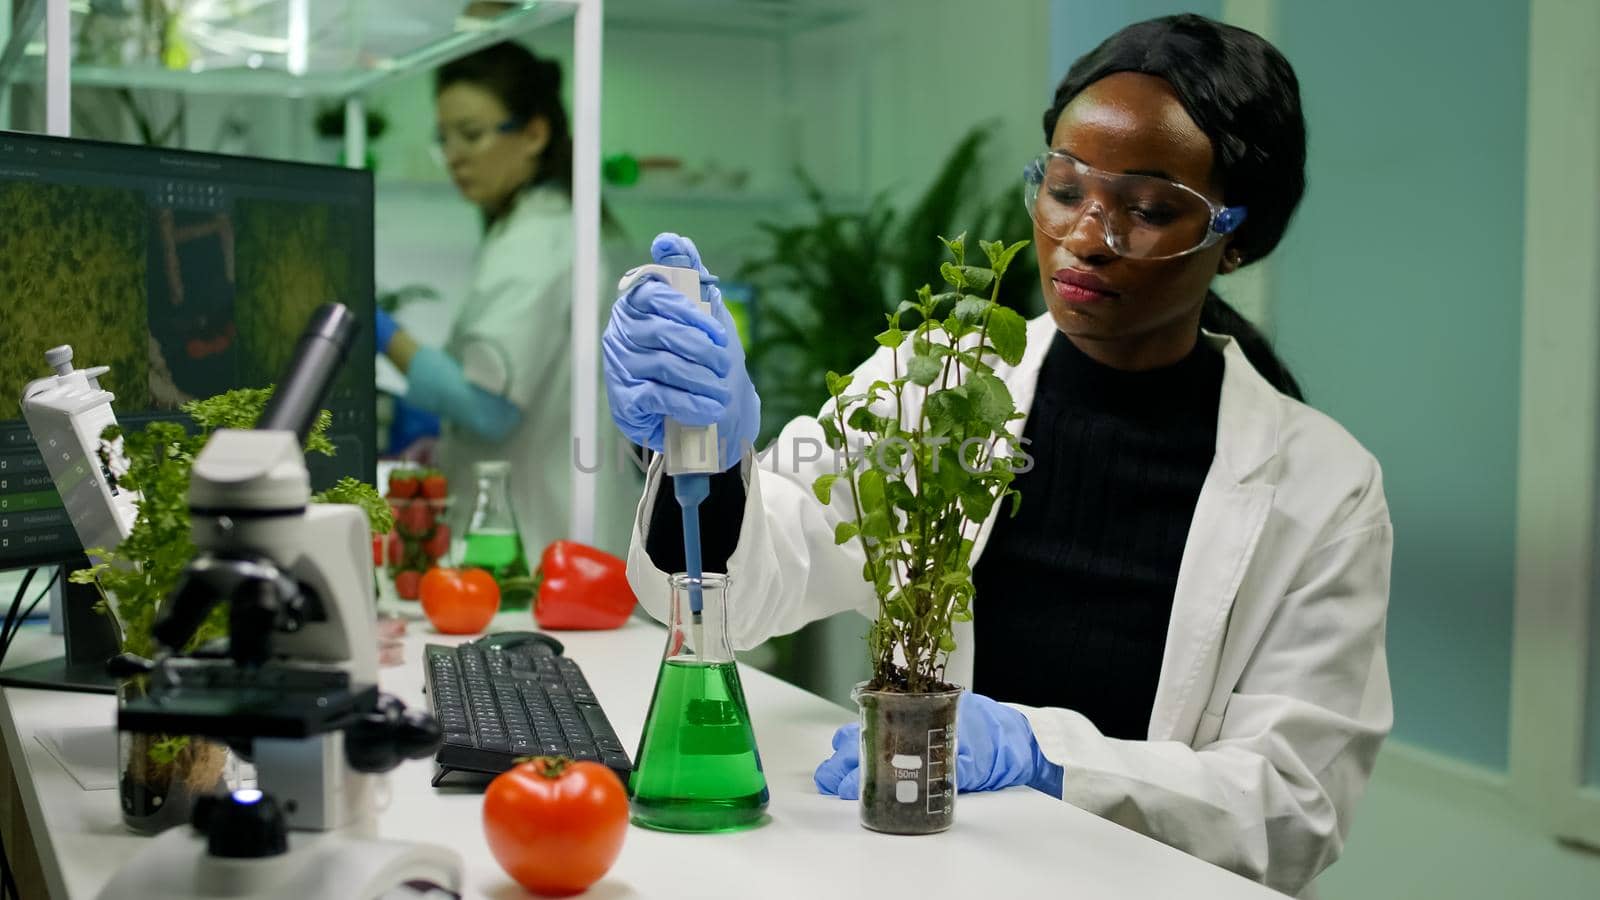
[{"x1": 95, "y1": 827, "x2": 462, "y2": 900}]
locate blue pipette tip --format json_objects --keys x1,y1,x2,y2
[{"x1": 674, "y1": 474, "x2": 710, "y2": 617}]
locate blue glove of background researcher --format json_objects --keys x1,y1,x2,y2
[
  {"x1": 375, "y1": 308, "x2": 400, "y2": 354},
  {"x1": 812, "y1": 691, "x2": 1065, "y2": 799},
  {"x1": 602, "y1": 233, "x2": 759, "y2": 471}
]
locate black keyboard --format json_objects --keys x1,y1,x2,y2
[{"x1": 423, "y1": 633, "x2": 632, "y2": 788}]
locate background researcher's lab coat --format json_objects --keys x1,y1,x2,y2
[
  {"x1": 625, "y1": 314, "x2": 1393, "y2": 897},
  {"x1": 436, "y1": 186, "x2": 636, "y2": 559}
]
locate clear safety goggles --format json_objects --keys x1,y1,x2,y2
[
  {"x1": 430, "y1": 117, "x2": 526, "y2": 165},
  {"x1": 1023, "y1": 150, "x2": 1247, "y2": 260}
]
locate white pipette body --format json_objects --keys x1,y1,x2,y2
[{"x1": 616, "y1": 261, "x2": 719, "y2": 658}]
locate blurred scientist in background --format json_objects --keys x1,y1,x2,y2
[{"x1": 376, "y1": 41, "x2": 634, "y2": 556}]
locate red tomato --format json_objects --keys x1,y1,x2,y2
[
  {"x1": 483, "y1": 758, "x2": 628, "y2": 897},
  {"x1": 422, "y1": 522, "x2": 451, "y2": 562},
  {"x1": 393, "y1": 569, "x2": 422, "y2": 601},
  {"x1": 420, "y1": 567, "x2": 500, "y2": 634},
  {"x1": 421, "y1": 473, "x2": 448, "y2": 500},
  {"x1": 398, "y1": 498, "x2": 433, "y2": 537},
  {"x1": 388, "y1": 472, "x2": 419, "y2": 499}
]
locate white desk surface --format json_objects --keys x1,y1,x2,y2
[{"x1": 0, "y1": 603, "x2": 1282, "y2": 899}]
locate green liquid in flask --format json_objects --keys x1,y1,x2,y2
[
  {"x1": 462, "y1": 528, "x2": 531, "y2": 610},
  {"x1": 630, "y1": 657, "x2": 769, "y2": 833}
]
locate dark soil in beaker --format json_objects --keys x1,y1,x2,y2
[{"x1": 856, "y1": 686, "x2": 961, "y2": 835}]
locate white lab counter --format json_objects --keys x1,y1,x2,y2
[{"x1": 0, "y1": 603, "x2": 1282, "y2": 899}]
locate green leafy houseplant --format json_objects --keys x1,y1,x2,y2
[
  {"x1": 740, "y1": 124, "x2": 1042, "y2": 444},
  {"x1": 70, "y1": 386, "x2": 391, "y2": 832},
  {"x1": 735, "y1": 125, "x2": 1040, "y2": 701},
  {"x1": 815, "y1": 234, "x2": 1030, "y2": 835},
  {"x1": 816, "y1": 234, "x2": 1031, "y2": 694}
]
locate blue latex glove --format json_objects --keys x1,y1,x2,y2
[
  {"x1": 386, "y1": 393, "x2": 441, "y2": 453},
  {"x1": 375, "y1": 309, "x2": 400, "y2": 354},
  {"x1": 602, "y1": 233, "x2": 759, "y2": 471},
  {"x1": 813, "y1": 691, "x2": 1065, "y2": 799}
]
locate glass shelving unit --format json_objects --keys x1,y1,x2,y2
[
  {"x1": 604, "y1": 0, "x2": 858, "y2": 38},
  {"x1": 0, "y1": 1, "x2": 575, "y2": 98}
]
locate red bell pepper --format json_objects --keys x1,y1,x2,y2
[{"x1": 533, "y1": 541, "x2": 636, "y2": 630}]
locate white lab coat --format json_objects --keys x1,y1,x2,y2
[
  {"x1": 625, "y1": 313, "x2": 1392, "y2": 897},
  {"x1": 436, "y1": 187, "x2": 637, "y2": 559}
]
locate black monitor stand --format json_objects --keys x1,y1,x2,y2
[{"x1": 0, "y1": 558, "x2": 119, "y2": 694}]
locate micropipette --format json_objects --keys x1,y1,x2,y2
[{"x1": 616, "y1": 259, "x2": 720, "y2": 657}]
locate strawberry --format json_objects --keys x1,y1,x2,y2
[
  {"x1": 394, "y1": 569, "x2": 422, "y2": 600},
  {"x1": 388, "y1": 471, "x2": 419, "y2": 499},
  {"x1": 371, "y1": 533, "x2": 384, "y2": 568},
  {"x1": 420, "y1": 473, "x2": 448, "y2": 500},
  {"x1": 398, "y1": 498, "x2": 433, "y2": 536},
  {"x1": 423, "y1": 522, "x2": 452, "y2": 562},
  {"x1": 385, "y1": 531, "x2": 405, "y2": 566}
]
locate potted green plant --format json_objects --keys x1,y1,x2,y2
[
  {"x1": 314, "y1": 104, "x2": 390, "y2": 170},
  {"x1": 814, "y1": 233, "x2": 1030, "y2": 834},
  {"x1": 72, "y1": 387, "x2": 391, "y2": 834},
  {"x1": 734, "y1": 127, "x2": 1040, "y2": 700}
]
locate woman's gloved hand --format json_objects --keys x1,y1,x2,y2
[
  {"x1": 812, "y1": 691, "x2": 1065, "y2": 799},
  {"x1": 602, "y1": 233, "x2": 759, "y2": 471},
  {"x1": 375, "y1": 309, "x2": 400, "y2": 354}
]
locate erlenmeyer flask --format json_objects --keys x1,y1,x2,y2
[
  {"x1": 630, "y1": 572, "x2": 769, "y2": 832},
  {"x1": 460, "y1": 460, "x2": 532, "y2": 610}
]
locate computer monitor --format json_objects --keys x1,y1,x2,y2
[{"x1": 0, "y1": 132, "x2": 377, "y2": 573}]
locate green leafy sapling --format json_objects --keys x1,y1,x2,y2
[
  {"x1": 815, "y1": 234, "x2": 1032, "y2": 693},
  {"x1": 67, "y1": 386, "x2": 389, "y2": 793},
  {"x1": 71, "y1": 386, "x2": 390, "y2": 660}
]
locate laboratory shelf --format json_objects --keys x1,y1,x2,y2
[
  {"x1": 605, "y1": 0, "x2": 860, "y2": 38},
  {"x1": 0, "y1": 0, "x2": 863, "y2": 99},
  {"x1": 0, "y1": 0, "x2": 577, "y2": 98},
  {"x1": 603, "y1": 187, "x2": 835, "y2": 209}
]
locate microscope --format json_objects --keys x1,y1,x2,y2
[{"x1": 95, "y1": 304, "x2": 462, "y2": 899}]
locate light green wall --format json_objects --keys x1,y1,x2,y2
[
  {"x1": 1591, "y1": 562, "x2": 1600, "y2": 784},
  {"x1": 800, "y1": 0, "x2": 1053, "y2": 212},
  {"x1": 1049, "y1": 0, "x2": 1223, "y2": 78},
  {"x1": 1270, "y1": 0, "x2": 1529, "y2": 770}
]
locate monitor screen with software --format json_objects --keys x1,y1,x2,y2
[{"x1": 0, "y1": 132, "x2": 376, "y2": 572}]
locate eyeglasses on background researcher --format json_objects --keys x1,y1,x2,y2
[
  {"x1": 1023, "y1": 150, "x2": 1247, "y2": 260},
  {"x1": 431, "y1": 117, "x2": 527, "y2": 164}
]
